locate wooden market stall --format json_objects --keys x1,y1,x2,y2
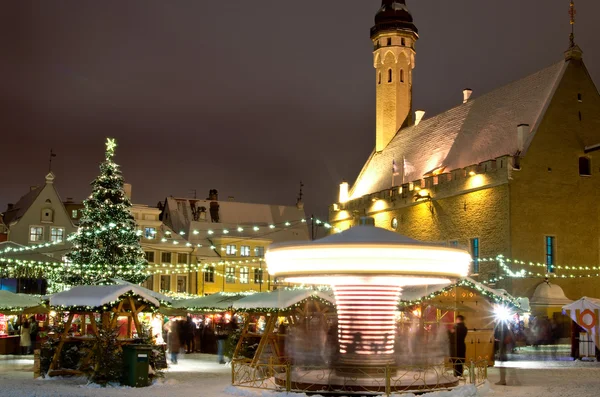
[
  {"x1": 0, "y1": 290, "x2": 48, "y2": 354},
  {"x1": 563, "y1": 297, "x2": 600, "y2": 359},
  {"x1": 231, "y1": 288, "x2": 336, "y2": 366},
  {"x1": 400, "y1": 277, "x2": 522, "y2": 366},
  {"x1": 46, "y1": 284, "x2": 162, "y2": 376}
]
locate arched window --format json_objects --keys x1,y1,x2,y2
[
  {"x1": 388, "y1": 69, "x2": 392, "y2": 83},
  {"x1": 400, "y1": 69, "x2": 404, "y2": 83},
  {"x1": 579, "y1": 156, "x2": 591, "y2": 176}
]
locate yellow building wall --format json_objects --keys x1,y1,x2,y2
[{"x1": 507, "y1": 58, "x2": 600, "y2": 299}]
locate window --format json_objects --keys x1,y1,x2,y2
[
  {"x1": 240, "y1": 267, "x2": 249, "y2": 284},
  {"x1": 177, "y1": 276, "x2": 187, "y2": 293},
  {"x1": 378, "y1": 72, "x2": 381, "y2": 85},
  {"x1": 225, "y1": 267, "x2": 236, "y2": 284},
  {"x1": 579, "y1": 156, "x2": 591, "y2": 176},
  {"x1": 29, "y1": 226, "x2": 43, "y2": 242},
  {"x1": 160, "y1": 275, "x2": 171, "y2": 291},
  {"x1": 72, "y1": 209, "x2": 78, "y2": 218},
  {"x1": 578, "y1": 93, "x2": 582, "y2": 102},
  {"x1": 400, "y1": 69, "x2": 404, "y2": 83},
  {"x1": 41, "y1": 208, "x2": 54, "y2": 223},
  {"x1": 401, "y1": 37, "x2": 406, "y2": 46},
  {"x1": 254, "y1": 246, "x2": 265, "y2": 257},
  {"x1": 386, "y1": 37, "x2": 392, "y2": 46},
  {"x1": 226, "y1": 244, "x2": 237, "y2": 256},
  {"x1": 144, "y1": 227, "x2": 156, "y2": 239},
  {"x1": 204, "y1": 267, "x2": 215, "y2": 283},
  {"x1": 254, "y1": 268, "x2": 263, "y2": 284},
  {"x1": 50, "y1": 227, "x2": 64, "y2": 243},
  {"x1": 177, "y1": 253, "x2": 188, "y2": 264},
  {"x1": 546, "y1": 236, "x2": 556, "y2": 273},
  {"x1": 449, "y1": 240, "x2": 459, "y2": 247},
  {"x1": 470, "y1": 238, "x2": 480, "y2": 273},
  {"x1": 145, "y1": 251, "x2": 155, "y2": 263},
  {"x1": 161, "y1": 252, "x2": 172, "y2": 263},
  {"x1": 388, "y1": 69, "x2": 393, "y2": 83},
  {"x1": 240, "y1": 246, "x2": 250, "y2": 257}
]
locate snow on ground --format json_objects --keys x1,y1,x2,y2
[{"x1": 1, "y1": 352, "x2": 600, "y2": 397}]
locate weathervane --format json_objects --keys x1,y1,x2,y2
[
  {"x1": 105, "y1": 137, "x2": 117, "y2": 160},
  {"x1": 569, "y1": 0, "x2": 576, "y2": 48}
]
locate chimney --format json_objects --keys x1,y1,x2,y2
[
  {"x1": 517, "y1": 124, "x2": 529, "y2": 152},
  {"x1": 207, "y1": 189, "x2": 219, "y2": 201},
  {"x1": 463, "y1": 88, "x2": 473, "y2": 103},
  {"x1": 7, "y1": 203, "x2": 14, "y2": 211},
  {"x1": 228, "y1": 196, "x2": 235, "y2": 201},
  {"x1": 414, "y1": 110, "x2": 425, "y2": 126},
  {"x1": 30, "y1": 186, "x2": 38, "y2": 192},
  {"x1": 123, "y1": 183, "x2": 132, "y2": 200},
  {"x1": 339, "y1": 181, "x2": 349, "y2": 203}
]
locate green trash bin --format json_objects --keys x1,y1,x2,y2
[{"x1": 122, "y1": 344, "x2": 152, "y2": 387}]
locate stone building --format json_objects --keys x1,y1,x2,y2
[{"x1": 329, "y1": 0, "x2": 600, "y2": 300}]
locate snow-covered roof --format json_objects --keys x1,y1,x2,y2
[
  {"x1": 563, "y1": 296, "x2": 600, "y2": 312},
  {"x1": 530, "y1": 281, "x2": 573, "y2": 306},
  {"x1": 173, "y1": 292, "x2": 249, "y2": 311},
  {"x1": 0, "y1": 290, "x2": 44, "y2": 311},
  {"x1": 349, "y1": 60, "x2": 567, "y2": 199},
  {"x1": 111, "y1": 279, "x2": 173, "y2": 303},
  {"x1": 162, "y1": 196, "x2": 309, "y2": 243},
  {"x1": 49, "y1": 284, "x2": 160, "y2": 308},
  {"x1": 233, "y1": 289, "x2": 335, "y2": 311}
]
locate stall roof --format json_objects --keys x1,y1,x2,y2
[
  {"x1": 0, "y1": 290, "x2": 47, "y2": 314},
  {"x1": 232, "y1": 288, "x2": 335, "y2": 311},
  {"x1": 49, "y1": 284, "x2": 161, "y2": 308},
  {"x1": 173, "y1": 292, "x2": 249, "y2": 311},
  {"x1": 111, "y1": 278, "x2": 173, "y2": 303}
]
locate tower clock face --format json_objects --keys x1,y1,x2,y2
[{"x1": 391, "y1": 217, "x2": 398, "y2": 230}]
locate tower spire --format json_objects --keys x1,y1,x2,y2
[{"x1": 569, "y1": 0, "x2": 576, "y2": 48}]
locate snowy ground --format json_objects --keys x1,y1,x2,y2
[{"x1": 1, "y1": 350, "x2": 600, "y2": 397}]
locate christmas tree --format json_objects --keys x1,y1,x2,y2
[{"x1": 66, "y1": 138, "x2": 147, "y2": 285}]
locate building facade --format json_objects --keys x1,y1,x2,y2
[
  {"x1": 160, "y1": 190, "x2": 309, "y2": 295},
  {"x1": 329, "y1": 1, "x2": 600, "y2": 301}
]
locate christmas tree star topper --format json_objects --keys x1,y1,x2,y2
[{"x1": 105, "y1": 137, "x2": 117, "y2": 159}]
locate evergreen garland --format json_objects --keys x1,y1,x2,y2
[{"x1": 66, "y1": 138, "x2": 147, "y2": 285}]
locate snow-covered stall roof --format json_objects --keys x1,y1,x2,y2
[
  {"x1": 0, "y1": 290, "x2": 47, "y2": 314},
  {"x1": 399, "y1": 277, "x2": 522, "y2": 310},
  {"x1": 173, "y1": 292, "x2": 249, "y2": 311},
  {"x1": 111, "y1": 278, "x2": 173, "y2": 303},
  {"x1": 49, "y1": 284, "x2": 160, "y2": 308},
  {"x1": 233, "y1": 289, "x2": 335, "y2": 311}
]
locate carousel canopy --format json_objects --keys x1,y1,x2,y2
[
  {"x1": 232, "y1": 288, "x2": 335, "y2": 311},
  {"x1": 49, "y1": 284, "x2": 161, "y2": 309},
  {"x1": 173, "y1": 292, "x2": 249, "y2": 312},
  {"x1": 0, "y1": 290, "x2": 47, "y2": 314}
]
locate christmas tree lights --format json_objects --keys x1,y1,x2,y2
[{"x1": 66, "y1": 138, "x2": 147, "y2": 285}]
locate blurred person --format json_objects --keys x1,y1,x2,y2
[
  {"x1": 20, "y1": 318, "x2": 32, "y2": 355},
  {"x1": 449, "y1": 315, "x2": 468, "y2": 378},
  {"x1": 215, "y1": 319, "x2": 229, "y2": 364},
  {"x1": 167, "y1": 319, "x2": 181, "y2": 364},
  {"x1": 495, "y1": 320, "x2": 520, "y2": 386}
]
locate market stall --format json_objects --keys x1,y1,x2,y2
[
  {"x1": 399, "y1": 277, "x2": 523, "y2": 366},
  {"x1": 563, "y1": 297, "x2": 600, "y2": 359},
  {"x1": 0, "y1": 290, "x2": 48, "y2": 354},
  {"x1": 231, "y1": 288, "x2": 336, "y2": 366},
  {"x1": 46, "y1": 284, "x2": 163, "y2": 376}
]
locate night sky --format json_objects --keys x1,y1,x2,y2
[{"x1": 1, "y1": 1, "x2": 599, "y2": 220}]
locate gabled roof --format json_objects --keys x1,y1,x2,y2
[
  {"x1": 350, "y1": 59, "x2": 567, "y2": 199},
  {"x1": 3, "y1": 186, "x2": 44, "y2": 225}
]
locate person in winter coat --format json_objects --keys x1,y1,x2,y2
[
  {"x1": 20, "y1": 319, "x2": 32, "y2": 355},
  {"x1": 449, "y1": 315, "x2": 468, "y2": 377}
]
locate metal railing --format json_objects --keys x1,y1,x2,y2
[{"x1": 232, "y1": 357, "x2": 488, "y2": 395}]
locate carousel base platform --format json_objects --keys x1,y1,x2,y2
[{"x1": 273, "y1": 367, "x2": 459, "y2": 394}]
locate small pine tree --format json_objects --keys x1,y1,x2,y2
[{"x1": 66, "y1": 138, "x2": 148, "y2": 285}]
